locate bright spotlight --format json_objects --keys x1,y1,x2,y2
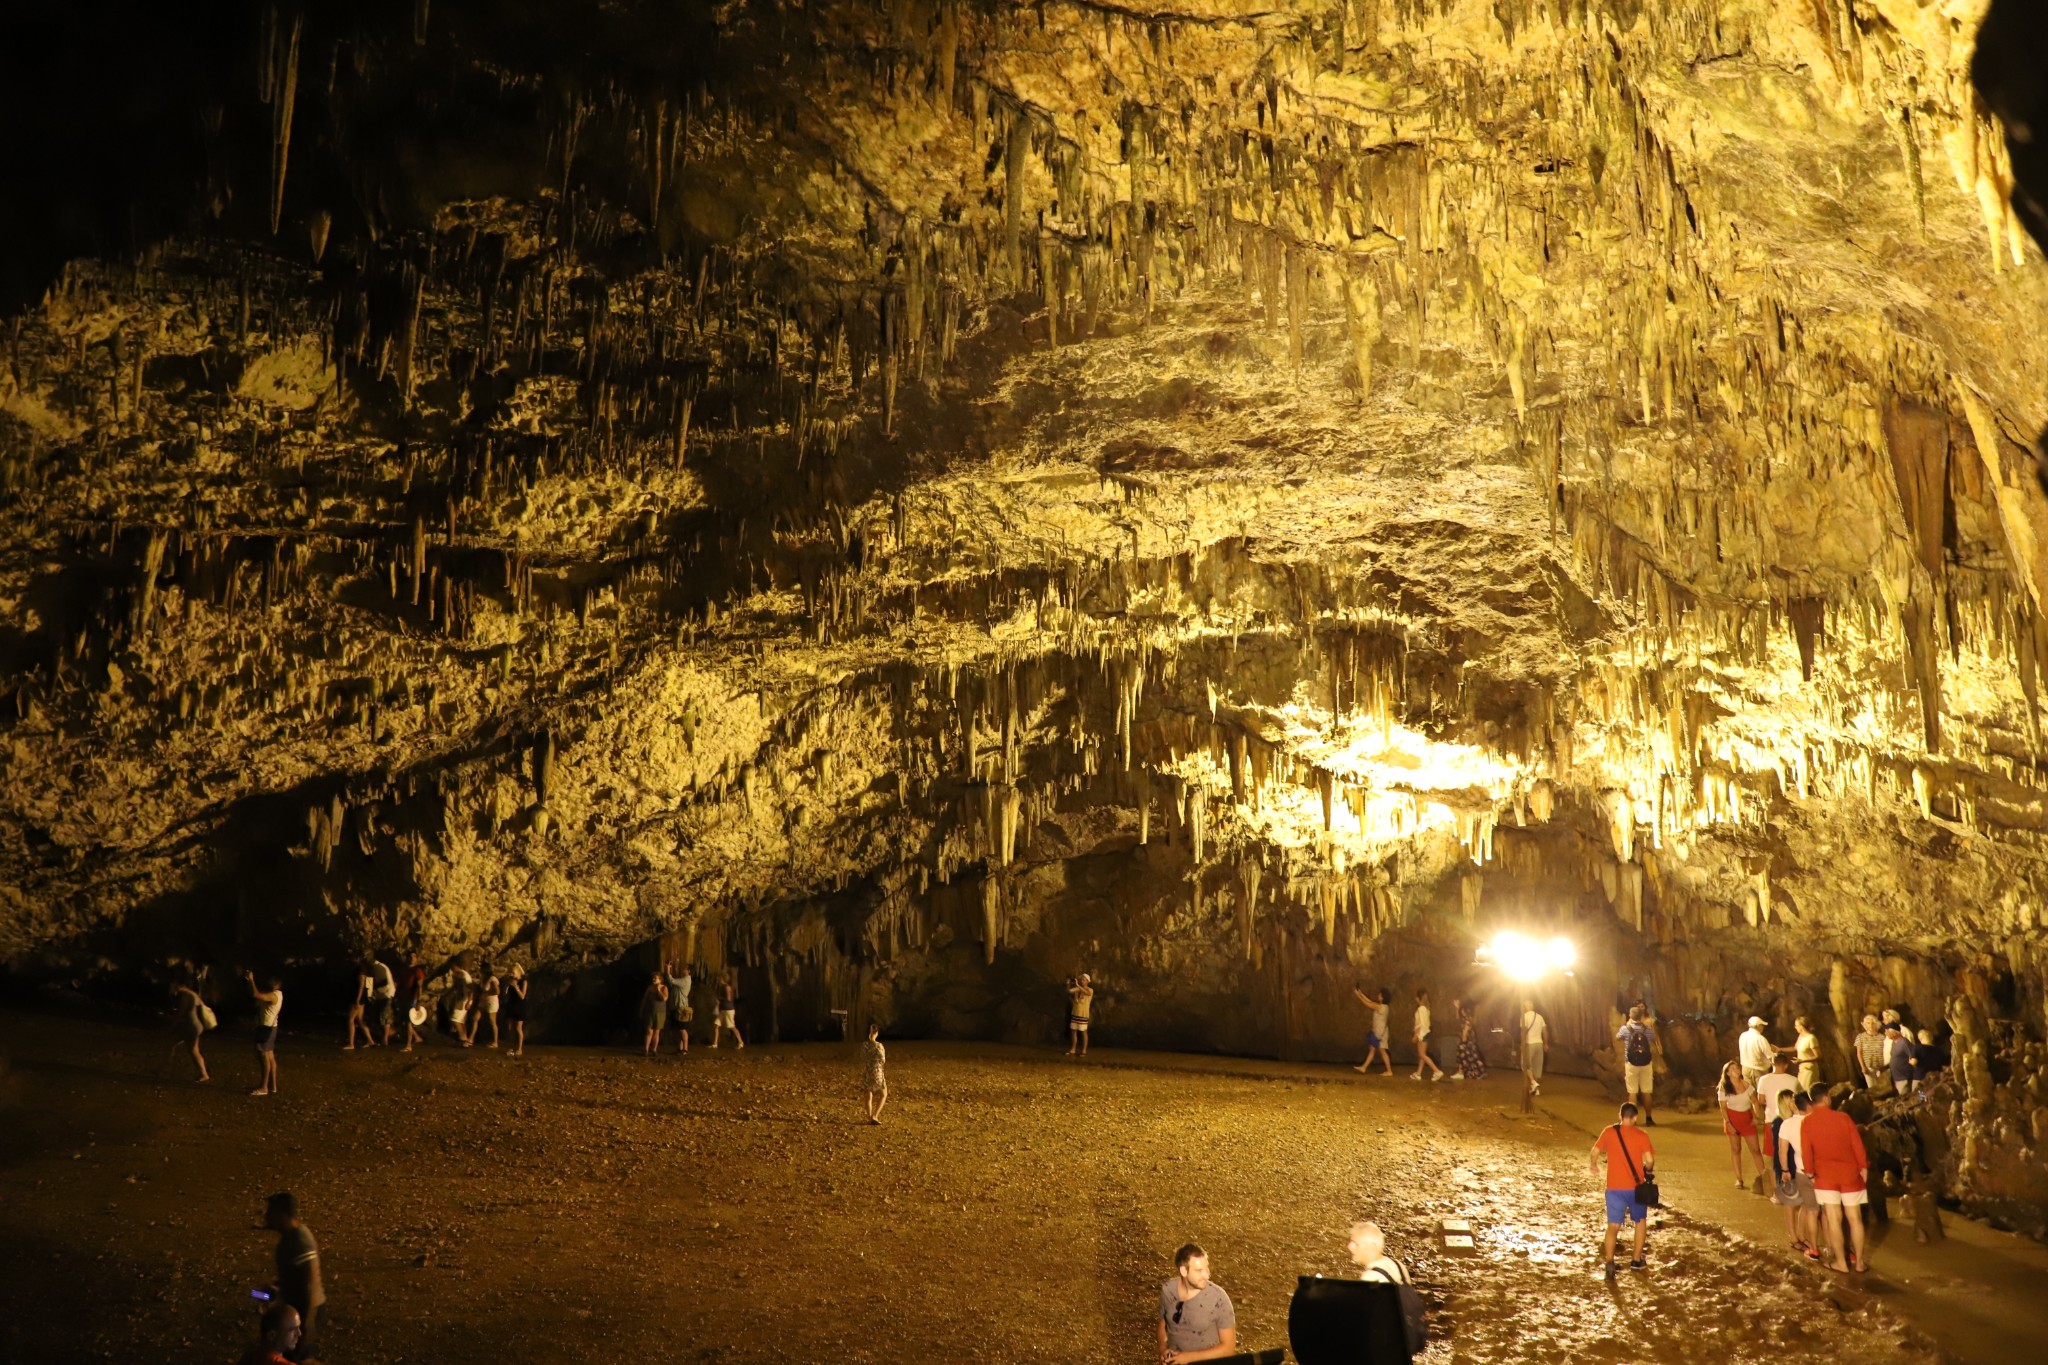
[{"x1": 1480, "y1": 931, "x2": 1577, "y2": 981}]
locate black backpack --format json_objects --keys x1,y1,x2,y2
[
  {"x1": 1624, "y1": 1023, "x2": 1653, "y2": 1066},
  {"x1": 1365, "y1": 1261, "x2": 1428, "y2": 1357}
]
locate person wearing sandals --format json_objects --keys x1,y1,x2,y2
[
  {"x1": 1716, "y1": 1061, "x2": 1766, "y2": 1191},
  {"x1": 639, "y1": 972, "x2": 670, "y2": 1055},
  {"x1": 171, "y1": 971, "x2": 211, "y2": 1082},
  {"x1": 1772, "y1": 1090, "x2": 1823, "y2": 1261},
  {"x1": 1351, "y1": 985, "x2": 1393, "y2": 1075},
  {"x1": 478, "y1": 966, "x2": 501, "y2": 1049},
  {"x1": 1592, "y1": 1102, "x2": 1655, "y2": 1274},
  {"x1": 861, "y1": 1020, "x2": 888, "y2": 1124},
  {"x1": 1798, "y1": 1086, "x2": 1871, "y2": 1273},
  {"x1": 246, "y1": 971, "x2": 283, "y2": 1097},
  {"x1": 345, "y1": 963, "x2": 376, "y2": 1050},
  {"x1": 503, "y1": 964, "x2": 529, "y2": 1056},
  {"x1": 1451, "y1": 999, "x2": 1487, "y2": 1081},
  {"x1": 1409, "y1": 988, "x2": 1444, "y2": 1081}
]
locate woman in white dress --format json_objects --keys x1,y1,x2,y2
[{"x1": 861, "y1": 1021, "x2": 888, "y2": 1124}]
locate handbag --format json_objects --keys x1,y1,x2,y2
[
  {"x1": 1611, "y1": 1124, "x2": 1660, "y2": 1208},
  {"x1": 198, "y1": 1002, "x2": 217, "y2": 1031},
  {"x1": 1772, "y1": 1119, "x2": 1800, "y2": 1201}
]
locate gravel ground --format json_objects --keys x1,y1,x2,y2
[{"x1": 0, "y1": 1009, "x2": 1943, "y2": 1363}]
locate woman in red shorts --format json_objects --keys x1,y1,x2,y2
[{"x1": 1717, "y1": 1060, "x2": 1766, "y2": 1191}]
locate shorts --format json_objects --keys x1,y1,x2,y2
[
  {"x1": 1815, "y1": 1185, "x2": 1868, "y2": 1207},
  {"x1": 1726, "y1": 1107, "x2": 1757, "y2": 1137},
  {"x1": 1604, "y1": 1189, "x2": 1647, "y2": 1225},
  {"x1": 1069, "y1": 1016, "x2": 1090, "y2": 1031},
  {"x1": 1624, "y1": 1061, "x2": 1654, "y2": 1094},
  {"x1": 256, "y1": 1025, "x2": 278, "y2": 1053},
  {"x1": 376, "y1": 999, "x2": 395, "y2": 1029},
  {"x1": 1365, "y1": 1032, "x2": 1382, "y2": 1049},
  {"x1": 717, "y1": 1009, "x2": 737, "y2": 1028},
  {"x1": 485, "y1": 999, "x2": 499, "y2": 1015},
  {"x1": 1523, "y1": 1044, "x2": 1545, "y2": 1080},
  {"x1": 1742, "y1": 1066, "x2": 1765, "y2": 1089}
]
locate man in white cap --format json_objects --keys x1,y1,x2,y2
[{"x1": 1739, "y1": 1015, "x2": 1777, "y2": 1089}]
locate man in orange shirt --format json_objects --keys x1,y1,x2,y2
[
  {"x1": 1796, "y1": 1086, "x2": 1870, "y2": 1273},
  {"x1": 1591, "y1": 1102, "x2": 1656, "y2": 1274}
]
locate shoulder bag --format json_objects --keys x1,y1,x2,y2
[
  {"x1": 198, "y1": 1001, "x2": 217, "y2": 1031},
  {"x1": 1610, "y1": 1124, "x2": 1660, "y2": 1208}
]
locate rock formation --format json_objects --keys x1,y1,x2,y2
[{"x1": 5, "y1": 0, "x2": 2048, "y2": 1232}]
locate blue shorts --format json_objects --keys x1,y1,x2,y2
[
  {"x1": 256, "y1": 1025, "x2": 278, "y2": 1053},
  {"x1": 1604, "y1": 1190, "x2": 1646, "y2": 1225},
  {"x1": 1365, "y1": 1032, "x2": 1382, "y2": 1049}
]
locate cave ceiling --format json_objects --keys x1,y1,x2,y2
[{"x1": 3, "y1": 0, "x2": 2048, "y2": 990}]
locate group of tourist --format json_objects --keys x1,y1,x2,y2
[
  {"x1": 635, "y1": 963, "x2": 747, "y2": 1053},
  {"x1": 1349, "y1": 985, "x2": 1508, "y2": 1085}
]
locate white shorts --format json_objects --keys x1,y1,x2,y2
[
  {"x1": 1815, "y1": 1186, "x2": 1868, "y2": 1207},
  {"x1": 1624, "y1": 1062, "x2": 1654, "y2": 1094},
  {"x1": 716, "y1": 1009, "x2": 737, "y2": 1027}
]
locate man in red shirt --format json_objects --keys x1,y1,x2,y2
[
  {"x1": 1590, "y1": 1102, "x2": 1656, "y2": 1273},
  {"x1": 237, "y1": 1302, "x2": 300, "y2": 1365},
  {"x1": 1796, "y1": 1086, "x2": 1870, "y2": 1273}
]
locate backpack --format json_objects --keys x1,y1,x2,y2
[
  {"x1": 1374, "y1": 1261, "x2": 1428, "y2": 1357},
  {"x1": 1624, "y1": 1023, "x2": 1653, "y2": 1066}
]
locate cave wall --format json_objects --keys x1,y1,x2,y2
[{"x1": 5, "y1": 0, "x2": 2048, "y2": 1231}]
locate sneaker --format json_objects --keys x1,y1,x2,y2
[
  {"x1": 1643, "y1": 1116, "x2": 1657, "y2": 1127},
  {"x1": 1450, "y1": 1074, "x2": 1466, "y2": 1082},
  {"x1": 1410, "y1": 1073, "x2": 1423, "y2": 1081},
  {"x1": 1628, "y1": 1259, "x2": 1647, "y2": 1271},
  {"x1": 1603, "y1": 1260, "x2": 1617, "y2": 1282},
  {"x1": 1433, "y1": 1074, "x2": 1445, "y2": 1083},
  {"x1": 1531, "y1": 1084, "x2": 1542, "y2": 1096}
]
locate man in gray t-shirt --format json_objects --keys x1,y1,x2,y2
[{"x1": 1158, "y1": 1243, "x2": 1237, "y2": 1362}]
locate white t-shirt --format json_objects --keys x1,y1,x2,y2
[
  {"x1": 1777, "y1": 1112, "x2": 1807, "y2": 1170},
  {"x1": 1413, "y1": 1005, "x2": 1431, "y2": 1040},
  {"x1": 1720, "y1": 1085, "x2": 1753, "y2": 1113},
  {"x1": 1359, "y1": 1258, "x2": 1407, "y2": 1284},
  {"x1": 372, "y1": 963, "x2": 395, "y2": 998},
  {"x1": 1795, "y1": 1031, "x2": 1819, "y2": 1062},
  {"x1": 1755, "y1": 1071, "x2": 1798, "y2": 1119},
  {"x1": 260, "y1": 990, "x2": 283, "y2": 1027},
  {"x1": 1370, "y1": 1004, "x2": 1388, "y2": 1038},
  {"x1": 1522, "y1": 1011, "x2": 1546, "y2": 1047},
  {"x1": 1739, "y1": 1028, "x2": 1774, "y2": 1072}
]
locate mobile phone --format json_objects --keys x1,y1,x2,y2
[{"x1": 250, "y1": 1288, "x2": 273, "y2": 1302}]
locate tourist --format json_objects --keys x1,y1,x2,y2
[
  {"x1": 246, "y1": 971, "x2": 283, "y2": 1097},
  {"x1": 1886, "y1": 1022, "x2": 1919, "y2": 1097},
  {"x1": 237, "y1": 1302, "x2": 300, "y2": 1365},
  {"x1": 1352, "y1": 985, "x2": 1392, "y2": 1075},
  {"x1": 1716, "y1": 1060, "x2": 1766, "y2": 1190},
  {"x1": 262, "y1": 1191, "x2": 325, "y2": 1360},
  {"x1": 712, "y1": 975, "x2": 746, "y2": 1049},
  {"x1": 1519, "y1": 997, "x2": 1547, "y2": 1096},
  {"x1": 170, "y1": 970, "x2": 211, "y2": 1083},
  {"x1": 862, "y1": 1020, "x2": 889, "y2": 1124},
  {"x1": 447, "y1": 966, "x2": 475, "y2": 1046},
  {"x1": 1592, "y1": 1103, "x2": 1656, "y2": 1274},
  {"x1": 1755, "y1": 1054, "x2": 1799, "y2": 1128},
  {"x1": 399, "y1": 955, "x2": 426, "y2": 1052},
  {"x1": 1452, "y1": 999, "x2": 1487, "y2": 1081},
  {"x1": 1793, "y1": 1015, "x2": 1821, "y2": 1090},
  {"x1": 639, "y1": 971, "x2": 669, "y2": 1055},
  {"x1": 1409, "y1": 988, "x2": 1444, "y2": 1081},
  {"x1": 1854, "y1": 1013, "x2": 1887, "y2": 1092},
  {"x1": 1158, "y1": 1243, "x2": 1237, "y2": 1364},
  {"x1": 478, "y1": 965, "x2": 501, "y2": 1049},
  {"x1": 344, "y1": 962, "x2": 375, "y2": 1050},
  {"x1": 1066, "y1": 973, "x2": 1094, "y2": 1056},
  {"x1": 1771, "y1": 1090, "x2": 1821, "y2": 1260},
  {"x1": 503, "y1": 964, "x2": 529, "y2": 1057},
  {"x1": 1798, "y1": 1086, "x2": 1870, "y2": 1273},
  {"x1": 665, "y1": 961, "x2": 693, "y2": 1053},
  {"x1": 1346, "y1": 1220, "x2": 1407, "y2": 1283},
  {"x1": 371, "y1": 957, "x2": 397, "y2": 1046},
  {"x1": 1616, "y1": 1004, "x2": 1657, "y2": 1124},
  {"x1": 1738, "y1": 1014, "x2": 1775, "y2": 1089},
  {"x1": 1917, "y1": 1027, "x2": 1950, "y2": 1082}
]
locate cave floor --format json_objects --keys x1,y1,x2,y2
[{"x1": 0, "y1": 1008, "x2": 1996, "y2": 1364}]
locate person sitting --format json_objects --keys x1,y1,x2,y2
[
  {"x1": 237, "y1": 1302, "x2": 301, "y2": 1365},
  {"x1": 1158, "y1": 1242, "x2": 1237, "y2": 1364},
  {"x1": 1347, "y1": 1221, "x2": 1407, "y2": 1284}
]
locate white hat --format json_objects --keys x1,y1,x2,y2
[{"x1": 1747, "y1": 1015, "x2": 1767, "y2": 1026}]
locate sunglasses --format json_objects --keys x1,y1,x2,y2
[{"x1": 1173, "y1": 1301, "x2": 1184, "y2": 1324}]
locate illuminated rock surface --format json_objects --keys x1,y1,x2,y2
[{"x1": 5, "y1": 0, "x2": 2048, "y2": 1237}]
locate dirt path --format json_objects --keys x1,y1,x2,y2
[{"x1": 0, "y1": 1010, "x2": 1948, "y2": 1363}]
